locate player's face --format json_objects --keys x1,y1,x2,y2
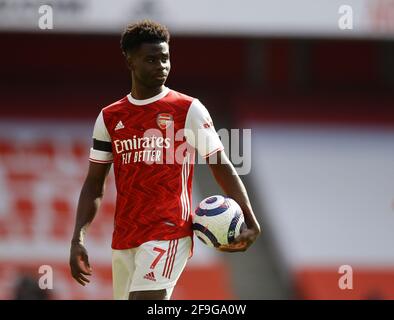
[{"x1": 130, "y1": 42, "x2": 170, "y2": 88}]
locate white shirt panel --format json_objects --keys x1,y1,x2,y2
[
  {"x1": 89, "y1": 110, "x2": 113, "y2": 163},
  {"x1": 184, "y1": 99, "x2": 224, "y2": 158}
]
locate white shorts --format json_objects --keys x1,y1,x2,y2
[{"x1": 112, "y1": 236, "x2": 192, "y2": 300}]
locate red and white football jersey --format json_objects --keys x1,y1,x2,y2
[{"x1": 89, "y1": 87, "x2": 224, "y2": 249}]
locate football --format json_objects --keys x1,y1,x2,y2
[{"x1": 192, "y1": 195, "x2": 247, "y2": 247}]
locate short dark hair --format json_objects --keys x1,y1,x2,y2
[{"x1": 120, "y1": 20, "x2": 170, "y2": 56}]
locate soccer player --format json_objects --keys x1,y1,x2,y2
[{"x1": 69, "y1": 20, "x2": 261, "y2": 300}]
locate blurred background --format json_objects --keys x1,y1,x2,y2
[{"x1": 0, "y1": 0, "x2": 394, "y2": 299}]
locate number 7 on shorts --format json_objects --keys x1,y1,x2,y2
[{"x1": 150, "y1": 247, "x2": 166, "y2": 270}]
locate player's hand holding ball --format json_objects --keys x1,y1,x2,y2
[
  {"x1": 218, "y1": 227, "x2": 260, "y2": 252},
  {"x1": 192, "y1": 195, "x2": 260, "y2": 252}
]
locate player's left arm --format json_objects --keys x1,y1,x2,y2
[{"x1": 208, "y1": 150, "x2": 261, "y2": 252}]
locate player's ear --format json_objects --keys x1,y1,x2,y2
[
  {"x1": 124, "y1": 52, "x2": 133, "y2": 71},
  {"x1": 123, "y1": 49, "x2": 137, "y2": 71}
]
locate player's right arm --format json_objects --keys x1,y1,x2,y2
[
  {"x1": 69, "y1": 162, "x2": 111, "y2": 286},
  {"x1": 70, "y1": 110, "x2": 113, "y2": 286}
]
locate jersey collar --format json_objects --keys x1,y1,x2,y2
[{"x1": 127, "y1": 87, "x2": 170, "y2": 106}]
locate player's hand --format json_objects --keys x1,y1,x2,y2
[
  {"x1": 69, "y1": 242, "x2": 92, "y2": 286},
  {"x1": 217, "y1": 227, "x2": 261, "y2": 253}
]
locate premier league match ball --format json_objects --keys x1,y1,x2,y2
[{"x1": 192, "y1": 195, "x2": 247, "y2": 248}]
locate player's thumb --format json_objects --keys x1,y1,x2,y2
[
  {"x1": 80, "y1": 252, "x2": 92, "y2": 273},
  {"x1": 233, "y1": 232, "x2": 248, "y2": 244},
  {"x1": 85, "y1": 255, "x2": 92, "y2": 272}
]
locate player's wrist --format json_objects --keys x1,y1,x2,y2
[
  {"x1": 249, "y1": 224, "x2": 261, "y2": 235},
  {"x1": 243, "y1": 215, "x2": 260, "y2": 233},
  {"x1": 71, "y1": 228, "x2": 87, "y2": 246},
  {"x1": 71, "y1": 238, "x2": 84, "y2": 246}
]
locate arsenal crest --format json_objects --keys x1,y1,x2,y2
[{"x1": 156, "y1": 113, "x2": 173, "y2": 130}]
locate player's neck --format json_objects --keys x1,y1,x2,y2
[{"x1": 130, "y1": 84, "x2": 165, "y2": 100}]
